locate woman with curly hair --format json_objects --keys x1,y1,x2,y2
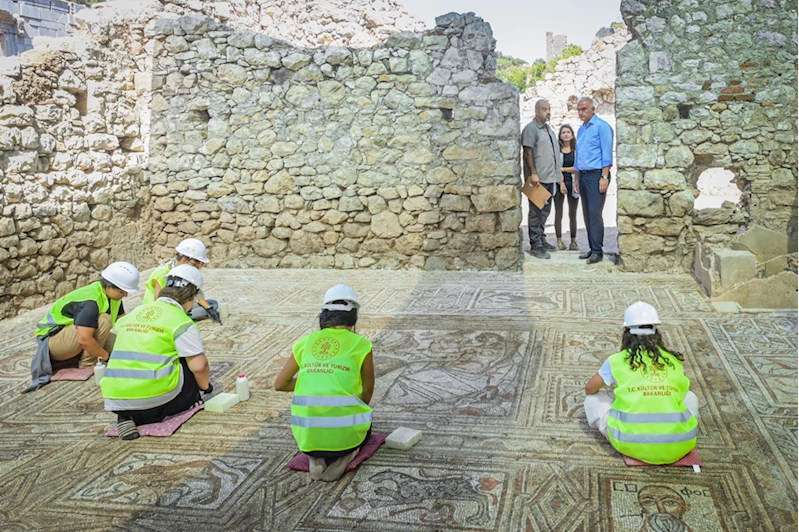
[
  {"x1": 584, "y1": 302, "x2": 699, "y2": 464},
  {"x1": 274, "y1": 284, "x2": 375, "y2": 482}
]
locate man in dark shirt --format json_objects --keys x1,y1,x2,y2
[
  {"x1": 38, "y1": 262, "x2": 140, "y2": 369},
  {"x1": 49, "y1": 297, "x2": 125, "y2": 368}
]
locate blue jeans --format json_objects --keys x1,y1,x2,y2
[{"x1": 579, "y1": 170, "x2": 607, "y2": 255}]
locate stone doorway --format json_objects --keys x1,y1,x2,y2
[{"x1": 518, "y1": 25, "x2": 629, "y2": 259}]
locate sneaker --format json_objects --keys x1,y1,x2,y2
[
  {"x1": 543, "y1": 241, "x2": 557, "y2": 251},
  {"x1": 569, "y1": 241, "x2": 579, "y2": 251},
  {"x1": 557, "y1": 239, "x2": 566, "y2": 251},
  {"x1": 528, "y1": 248, "x2": 551, "y2": 260},
  {"x1": 117, "y1": 419, "x2": 140, "y2": 441}
]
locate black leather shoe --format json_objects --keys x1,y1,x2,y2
[
  {"x1": 579, "y1": 251, "x2": 591, "y2": 259},
  {"x1": 586, "y1": 254, "x2": 603, "y2": 264},
  {"x1": 543, "y1": 241, "x2": 557, "y2": 251}
]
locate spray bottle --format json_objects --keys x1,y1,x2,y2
[
  {"x1": 94, "y1": 358, "x2": 106, "y2": 385},
  {"x1": 236, "y1": 373, "x2": 250, "y2": 401}
]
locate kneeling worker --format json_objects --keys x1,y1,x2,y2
[
  {"x1": 25, "y1": 262, "x2": 140, "y2": 393},
  {"x1": 101, "y1": 265, "x2": 213, "y2": 440},
  {"x1": 274, "y1": 284, "x2": 375, "y2": 482},
  {"x1": 143, "y1": 238, "x2": 222, "y2": 324}
]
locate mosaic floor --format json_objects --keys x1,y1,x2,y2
[{"x1": 0, "y1": 266, "x2": 796, "y2": 531}]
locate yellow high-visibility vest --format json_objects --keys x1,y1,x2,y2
[
  {"x1": 607, "y1": 348, "x2": 698, "y2": 464},
  {"x1": 290, "y1": 328, "x2": 372, "y2": 452},
  {"x1": 142, "y1": 261, "x2": 174, "y2": 304},
  {"x1": 101, "y1": 299, "x2": 194, "y2": 410},
  {"x1": 35, "y1": 281, "x2": 121, "y2": 337}
]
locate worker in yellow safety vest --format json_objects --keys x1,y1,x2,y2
[
  {"x1": 274, "y1": 284, "x2": 375, "y2": 482},
  {"x1": 101, "y1": 264, "x2": 213, "y2": 440},
  {"x1": 25, "y1": 262, "x2": 140, "y2": 393},
  {"x1": 584, "y1": 302, "x2": 699, "y2": 464},
  {"x1": 143, "y1": 238, "x2": 222, "y2": 324}
]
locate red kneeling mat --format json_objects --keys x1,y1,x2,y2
[
  {"x1": 51, "y1": 368, "x2": 94, "y2": 381},
  {"x1": 105, "y1": 404, "x2": 204, "y2": 437},
  {"x1": 286, "y1": 434, "x2": 387, "y2": 472}
]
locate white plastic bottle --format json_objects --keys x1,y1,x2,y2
[
  {"x1": 236, "y1": 373, "x2": 250, "y2": 401},
  {"x1": 94, "y1": 359, "x2": 106, "y2": 385},
  {"x1": 219, "y1": 299, "x2": 229, "y2": 319}
]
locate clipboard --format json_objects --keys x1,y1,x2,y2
[{"x1": 521, "y1": 177, "x2": 551, "y2": 209}]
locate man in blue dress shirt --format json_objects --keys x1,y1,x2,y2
[{"x1": 574, "y1": 96, "x2": 614, "y2": 264}]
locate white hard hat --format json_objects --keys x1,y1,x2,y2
[
  {"x1": 322, "y1": 284, "x2": 359, "y2": 312},
  {"x1": 175, "y1": 238, "x2": 209, "y2": 263},
  {"x1": 623, "y1": 301, "x2": 661, "y2": 335},
  {"x1": 166, "y1": 264, "x2": 203, "y2": 291},
  {"x1": 101, "y1": 262, "x2": 141, "y2": 293}
]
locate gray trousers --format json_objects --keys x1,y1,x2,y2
[
  {"x1": 527, "y1": 183, "x2": 556, "y2": 250},
  {"x1": 189, "y1": 299, "x2": 218, "y2": 321}
]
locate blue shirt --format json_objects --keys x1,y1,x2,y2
[{"x1": 575, "y1": 115, "x2": 614, "y2": 172}]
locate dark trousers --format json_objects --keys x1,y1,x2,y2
[
  {"x1": 115, "y1": 358, "x2": 201, "y2": 426},
  {"x1": 304, "y1": 425, "x2": 372, "y2": 459},
  {"x1": 553, "y1": 178, "x2": 579, "y2": 239},
  {"x1": 579, "y1": 170, "x2": 607, "y2": 255},
  {"x1": 527, "y1": 182, "x2": 556, "y2": 250}
]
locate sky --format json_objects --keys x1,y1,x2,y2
[{"x1": 399, "y1": 0, "x2": 623, "y2": 63}]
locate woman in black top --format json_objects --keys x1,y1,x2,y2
[{"x1": 553, "y1": 124, "x2": 580, "y2": 251}]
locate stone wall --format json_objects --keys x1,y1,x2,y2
[
  {"x1": 616, "y1": 0, "x2": 798, "y2": 273},
  {"x1": 545, "y1": 32, "x2": 567, "y2": 62},
  {"x1": 158, "y1": 0, "x2": 426, "y2": 48},
  {"x1": 522, "y1": 25, "x2": 630, "y2": 133},
  {"x1": 0, "y1": 0, "x2": 82, "y2": 56},
  {"x1": 0, "y1": 8, "x2": 154, "y2": 320},
  {"x1": 147, "y1": 12, "x2": 522, "y2": 271}
]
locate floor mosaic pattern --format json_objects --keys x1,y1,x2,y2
[{"x1": 0, "y1": 267, "x2": 796, "y2": 531}]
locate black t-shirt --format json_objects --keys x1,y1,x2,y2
[
  {"x1": 562, "y1": 150, "x2": 575, "y2": 174},
  {"x1": 61, "y1": 298, "x2": 125, "y2": 329}
]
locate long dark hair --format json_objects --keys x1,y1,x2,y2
[
  {"x1": 558, "y1": 124, "x2": 576, "y2": 150},
  {"x1": 620, "y1": 329, "x2": 684, "y2": 371},
  {"x1": 319, "y1": 300, "x2": 358, "y2": 329}
]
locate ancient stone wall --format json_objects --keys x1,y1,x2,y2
[
  {"x1": 616, "y1": 0, "x2": 798, "y2": 273},
  {"x1": 158, "y1": 0, "x2": 426, "y2": 48},
  {"x1": 521, "y1": 26, "x2": 630, "y2": 133},
  {"x1": 0, "y1": 0, "x2": 82, "y2": 56},
  {"x1": 148, "y1": 12, "x2": 522, "y2": 271},
  {"x1": 0, "y1": 8, "x2": 154, "y2": 319}
]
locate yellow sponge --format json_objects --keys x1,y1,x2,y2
[{"x1": 204, "y1": 392, "x2": 240, "y2": 413}]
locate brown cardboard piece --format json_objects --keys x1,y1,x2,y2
[{"x1": 521, "y1": 178, "x2": 551, "y2": 209}]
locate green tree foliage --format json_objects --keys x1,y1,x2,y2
[
  {"x1": 496, "y1": 44, "x2": 584, "y2": 93},
  {"x1": 72, "y1": 0, "x2": 107, "y2": 6}
]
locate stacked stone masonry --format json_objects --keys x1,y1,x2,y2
[
  {"x1": 148, "y1": 12, "x2": 523, "y2": 272},
  {"x1": 616, "y1": 0, "x2": 798, "y2": 273},
  {"x1": 521, "y1": 26, "x2": 630, "y2": 132},
  {"x1": 0, "y1": 0, "x2": 460, "y2": 321},
  {"x1": 157, "y1": 0, "x2": 427, "y2": 48},
  {"x1": 0, "y1": 7, "x2": 156, "y2": 320}
]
